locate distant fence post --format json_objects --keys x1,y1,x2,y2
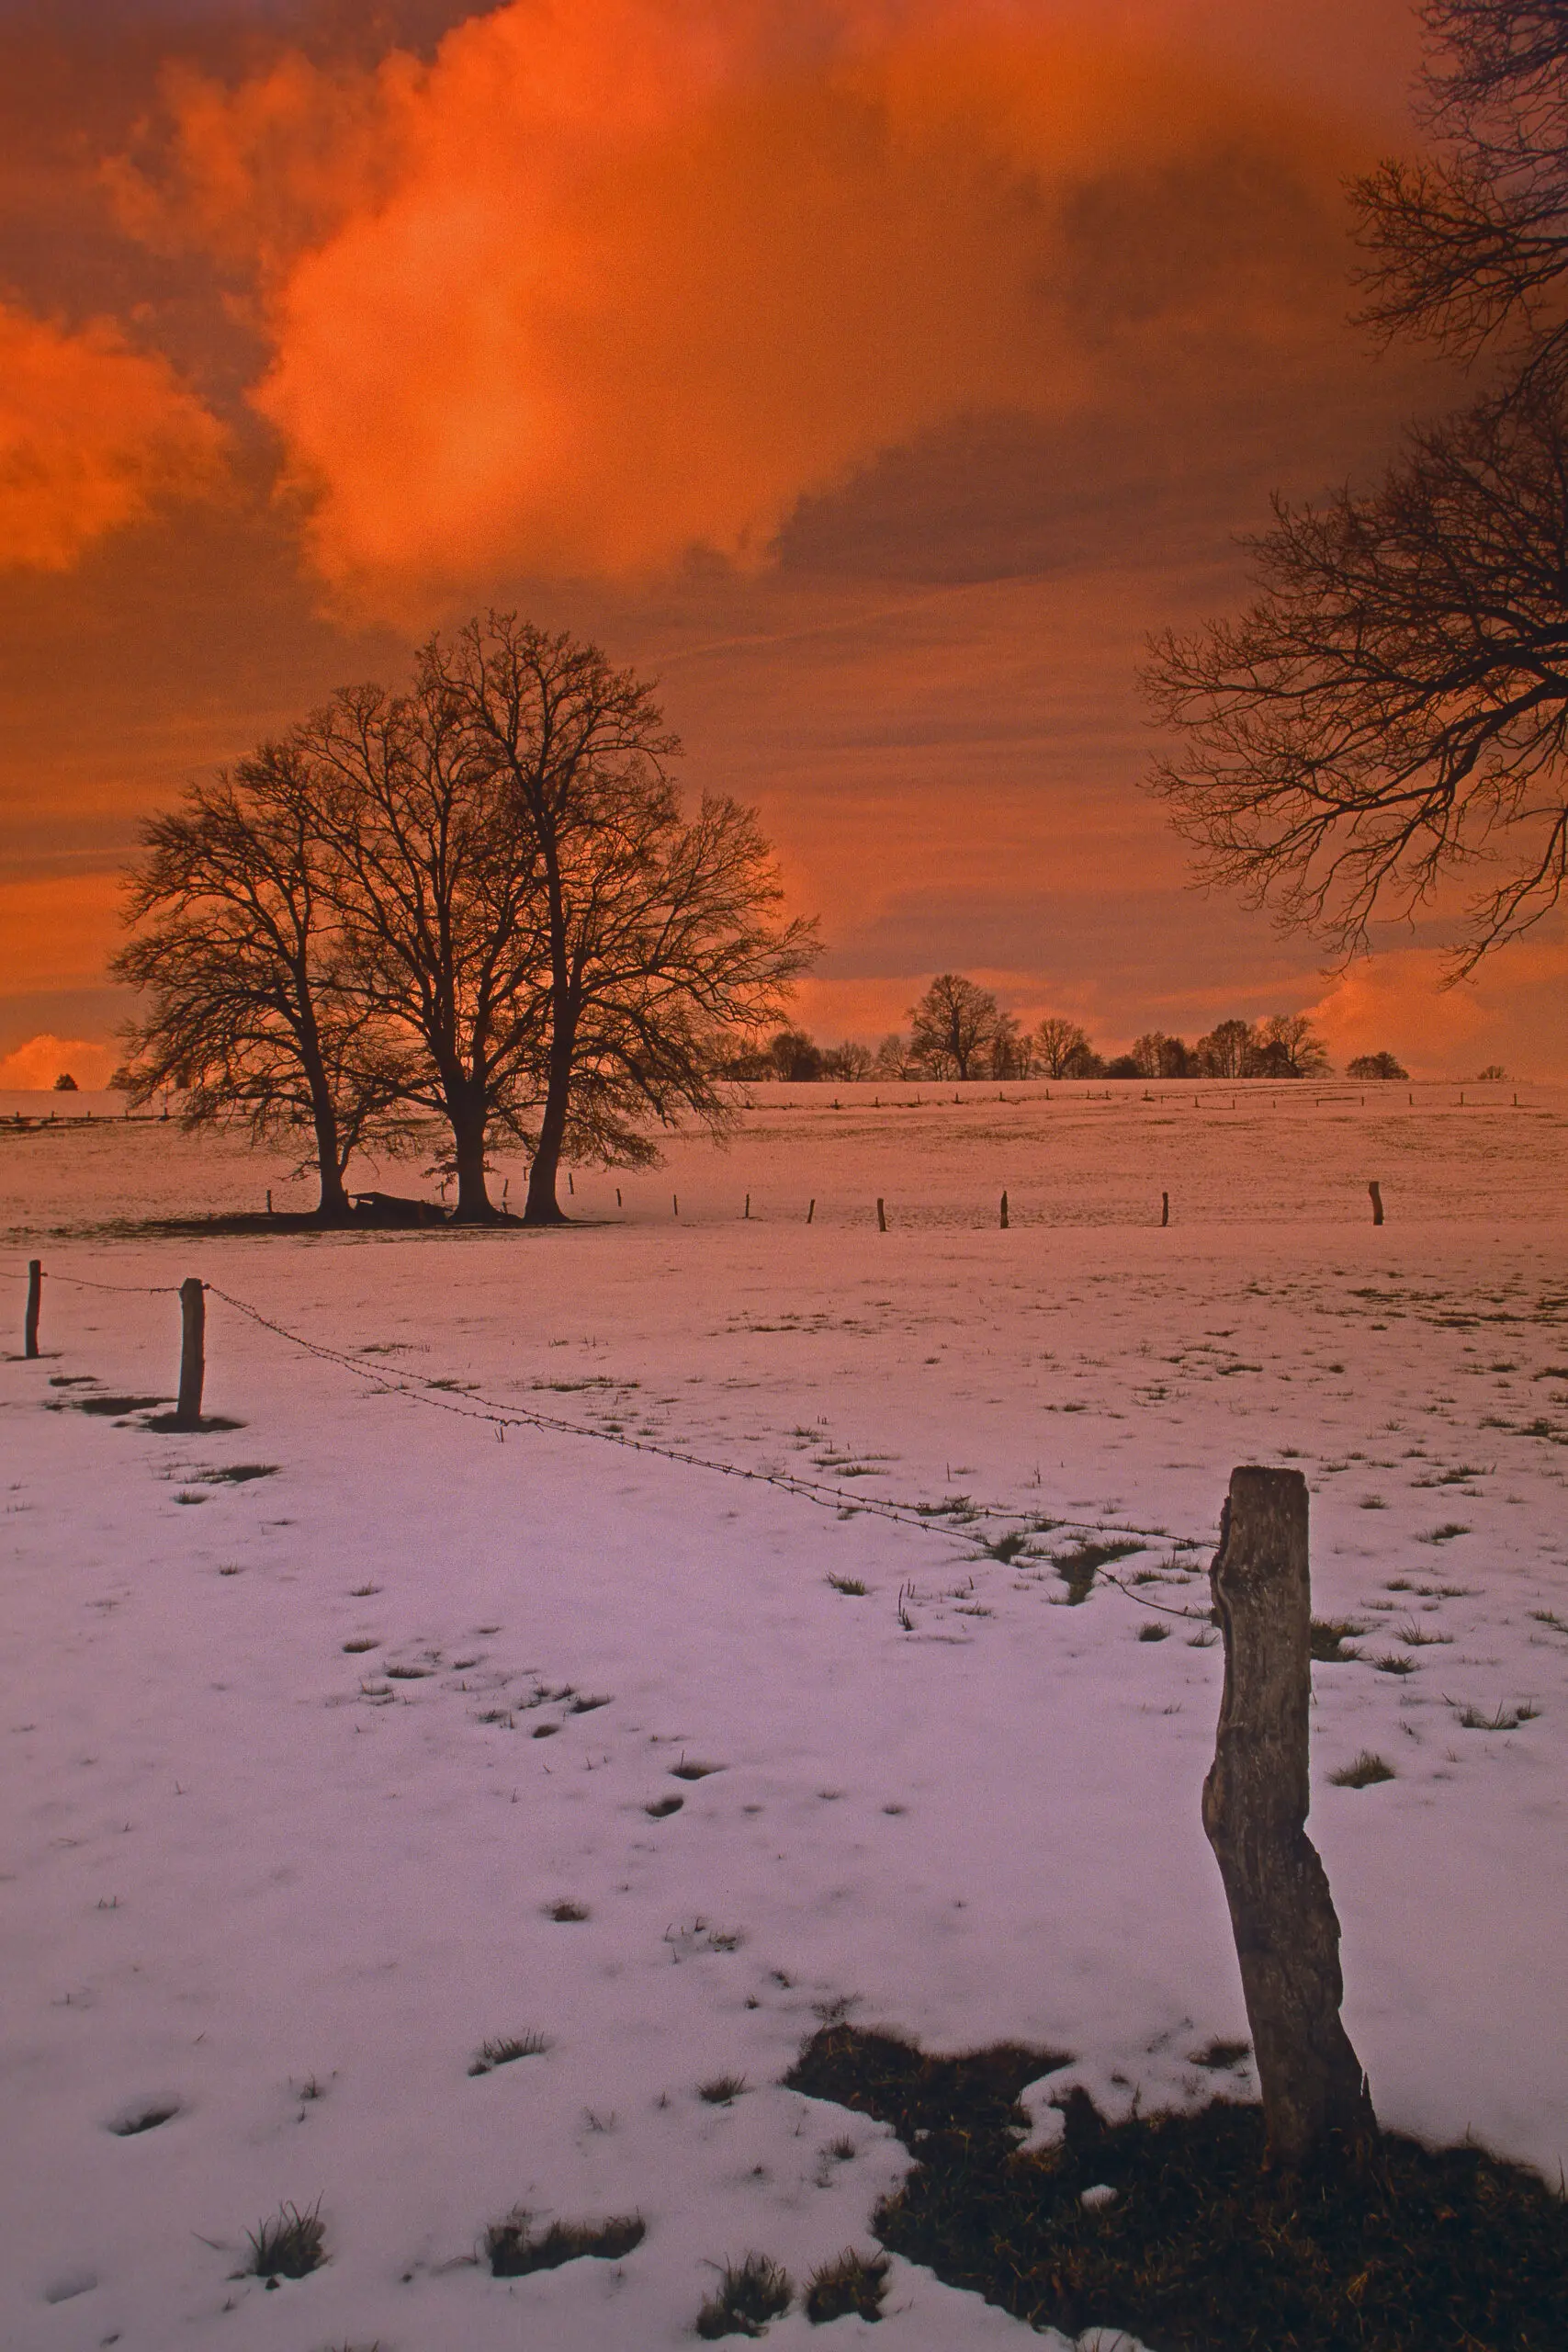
[
  {"x1": 876, "y1": 1197, "x2": 886, "y2": 1233},
  {"x1": 1368, "y1": 1181, "x2": 1384, "y2": 1226},
  {"x1": 1202, "y1": 1466, "x2": 1376, "y2": 2169},
  {"x1": 672, "y1": 1193, "x2": 679, "y2": 1217},
  {"x1": 999, "y1": 1191, "x2": 1009, "y2": 1229},
  {"x1": 744, "y1": 1193, "x2": 750, "y2": 1220},
  {"x1": 807, "y1": 1197, "x2": 815, "y2": 1224},
  {"x1": 175, "y1": 1279, "x2": 206, "y2": 1431},
  {"x1": 1161, "y1": 1191, "x2": 1169, "y2": 1227},
  {"x1": 25, "y1": 1260, "x2": 41, "y2": 1358}
]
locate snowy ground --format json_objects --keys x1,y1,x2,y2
[{"x1": 3, "y1": 1081, "x2": 1566, "y2": 2351}]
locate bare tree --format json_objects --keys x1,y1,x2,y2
[
  {"x1": 430, "y1": 616, "x2": 818, "y2": 1223},
  {"x1": 1348, "y1": 1049, "x2": 1409, "y2": 1078},
  {"x1": 909, "y1": 973, "x2": 1002, "y2": 1080},
  {"x1": 113, "y1": 748, "x2": 409, "y2": 1217},
  {"x1": 1353, "y1": 2, "x2": 1568, "y2": 390},
  {"x1": 1032, "y1": 1015, "x2": 1097, "y2": 1079},
  {"x1": 1194, "y1": 1018, "x2": 1255, "y2": 1080},
  {"x1": 304, "y1": 678, "x2": 549, "y2": 1223},
  {"x1": 989, "y1": 1012, "x2": 1033, "y2": 1080},
  {"x1": 1253, "y1": 1012, "x2": 1332, "y2": 1078},
  {"x1": 1147, "y1": 4, "x2": 1568, "y2": 972}
]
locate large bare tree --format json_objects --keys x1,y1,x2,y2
[
  {"x1": 303, "y1": 676, "x2": 549, "y2": 1224},
  {"x1": 113, "y1": 747, "x2": 407, "y2": 1217},
  {"x1": 429, "y1": 616, "x2": 818, "y2": 1225},
  {"x1": 1146, "y1": 2, "x2": 1568, "y2": 972},
  {"x1": 908, "y1": 972, "x2": 1002, "y2": 1080}
]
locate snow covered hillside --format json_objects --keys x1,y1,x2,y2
[{"x1": 3, "y1": 1083, "x2": 1565, "y2": 2349}]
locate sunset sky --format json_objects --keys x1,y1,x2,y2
[{"x1": 4, "y1": 0, "x2": 1563, "y2": 1088}]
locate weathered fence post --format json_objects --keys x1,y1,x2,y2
[
  {"x1": 1368, "y1": 1181, "x2": 1384, "y2": 1226},
  {"x1": 876, "y1": 1197, "x2": 886, "y2": 1233},
  {"x1": 1161, "y1": 1191, "x2": 1169, "y2": 1227},
  {"x1": 25, "y1": 1259, "x2": 42, "y2": 1358},
  {"x1": 174, "y1": 1278, "x2": 206, "y2": 1432},
  {"x1": 744, "y1": 1193, "x2": 750, "y2": 1220},
  {"x1": 1202, "y1": 1466, "x2": 1376, "y2": 2170},
  {"x1": 999, "y1": 1191, "x2": 1009, "y2": 1229},
  {"x1": 672, "y1": 1193, "x2": 679, "y2": 1217},
  {"x1": 807, "y1": 1197, "x2": 815, "y2": 1224}
]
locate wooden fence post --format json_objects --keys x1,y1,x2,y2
[
  {"x1": 175, "y1": 1279, "x2": 206, "y2": 1431},
  {"x1": 1202, "y1": 1466, "x2": 1376, "y2": 2169},
  {"x1": 744, "y1": 1193, "x2": 750, "y2": 1219},
  {"x1": 999, "y1": 1190, "x2": 1009, "y2": 1229},
  {"x1": 672, "y1": 1193, "x2": 679, "y2": 1216},
  {"x1": 876, "y1": 1197, "x2": 886, "y2": 1233},
  {"x1": 807, "y1": 1198, "x2": 815, "y2": 1224},
  {"x1": 1368, "y1": 1181, "x2": 1384, "y2": 1226},
  {"x1": 25, "y1": 1259, "x2": 42, "y2": 1358},
  {"x1": 1161, "y1": 1191, "x2": 1169, "y2": 1227}
]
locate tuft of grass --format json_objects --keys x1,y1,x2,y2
[
  {"x1": 1054, "y1": 1539, "x2": 1142, "y2": 1607},
  {"x1": 468, "y1": 2031, "x2": 548, "y2": 2075},
  {"x1": 341, "y1": 1638, "x2": 378, "y2": 1654},
  {"x1": 546, "y1": 1900, "x2": 590, "y2": 1922},
  {"x1": 1453, "y1": 1700, "x2": 1540, "y2": 1731},
  {"x1": 484, "y1": 2210, "x2": 644, "y2": 2278},
  {"x1": 1372, "y1": 1652, "x2": 1416, "y2": 1676},
  {"x1": 1418, "y1": 1522, "x2": 1472, "y2": 1544},
  {"x1": 1396, "y1": 1619, "x2": 1453, "y2": 1646},
  {"x1": 698, "y1": 2073, "x2": 747, "y2": 2106},
  {"x1": 1190, "y1": 2040, "x2": 1250, "y2": 2072},
  {"x1": 570, "y1": 1692, "x2": 612, "y2": 1713},
  {"x1": 1329, "y1": 1751, "x2": 1395, "y2": 1787},
  {"x1": 788, "y1": 2024, "x2": 1568, "y2": 2351},
  {"x1": 1310, "y1": 1617, "x2": 1365, "y2": 1663},
  {"x1": 986, "y1": 1532, "x2": 1028, "y2": 1563},
  {"x1": 646, "y1": 1794, "x2": 683, "y2": 1817},
  {"x1": 695, "y1": 2252, "x2": 794, "y2": 2339},
  {"x1": 246, "y1": 2199, "x2": 325, "y2": 2280},
  {"x1": 827, "y1": 1572, "x2": 868, "y2": 1596},
  {"x1": 1137, "y1": 1623, "x2": 1170, "y2": 1644},
  {"x1": 805, "y1": 2246, "x2": 890, "y2": 2324}
]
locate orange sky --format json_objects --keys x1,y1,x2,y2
[{"x1": 2, "y1": 0, "x2": 1561, "y2": 1080}]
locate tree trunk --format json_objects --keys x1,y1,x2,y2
[
  {"x1": 523, "y1": 1032, "x2": 575, "y2": 1226},
  {"x1": 450, "y1": 1100, "x2": 495, "y2": 1222},
  {"x1": 1202, "y1": 1464, "x2": 1377, "y2": 2170}
]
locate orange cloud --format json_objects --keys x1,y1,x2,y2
[
  {"x1": 117, "y1": 2, "x2": 1360, "y2": 599},
  {"x1": 1307, "y1": 943, "x2": 1568, "y2": 1081},
  {"x1": 0, "y1": 302, "x2": 226, "y2": 570},
  {"x1": 0, "y1": 1034, "x2": 118, "y2": 1091}
]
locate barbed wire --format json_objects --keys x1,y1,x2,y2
[
  {"x1": 200, "y1": 1283, "x2": 1211, "y2": 1586},
  {"x1": 10, "y1": 1256, "x2": 1214, "y2": 1610}
]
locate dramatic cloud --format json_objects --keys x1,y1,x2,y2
[
  {"x1": 110, "y1": 0, "x2": 1377, "y2": 599},
  {"x1": 0, "y1": 301, "x2": 226, "y2": 569},
  {"x1": 0, "y1": 1032, "x2": 117, "y2": 1091}
]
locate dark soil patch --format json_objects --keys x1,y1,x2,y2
[{"x1": 785, "y1": 2026, "x2": 1568, "y2": 2350}]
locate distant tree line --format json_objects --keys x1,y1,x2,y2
[
  {"x1": 727, "y1": 973, "x2": 1407, "y2": 1085},
  {"x1": 114, "y1": 616, "x2": 818, "y2": 1222}
]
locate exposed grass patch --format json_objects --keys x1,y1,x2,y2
[
  {"x1": 1137, "y1": 1623, "x2": 1170, "y2": 1644},
  {"x1": 484, "y1": 2210, "x2": 645, "y2": 2277},
  {"x1": 698, "y1": 2073, "x2": 748, "y2": 2106},
  {"x1": 805, "y1": 2246, "x2": 890, "y2": 2324},
  {"x1": 342, "y1": 1638, "x2": 378, "y2": 1654},
  {"x1": 1453, "y1": 1700, "x2": 1540, "y2": 1731},
  {"x1": 546, "y1": 1900, "x2": 590, "y2": 1922},
  {"x1": 695, "y1": 2252, "x2": 794, "y2": 2339},
  {"x1": 1310, "y1": 1617, "x2": 1364, "y2": 1663},
  {"x1": 1372, "y1": 1652, "x2": 1416, "y2": 1676},
  {"x1": 197, "y1": 1463, "x2": 279, "y2": 1485},
  {"x1": 468, "y1": 2032, "x2": 548, "y2": 2075},
  {"x1": 1054, "y1": 1539, "x2": 1142, "y2": 1606},
  {"x1": 787, "y1": 2025, "x2": 1568, "y2": 2351},
  {"x1": 1190, "y1": 2041, "x2": 1250, "y2": 2073},
  {"x1": 1419, "y1": 1522, "x2": 1472, "y2": 1544},
  {"x1": 246, "y1": 2199, "x2": 325, "y2": 2280},
  {"x1": 1396, "y1": 1619, "x2": 1453, "y2": 1647},
  {"x1": 671, "y1": 1758, "x2": 724, "y2": 1780},
  {"x1": 645, "y1": 1794, "x2": 683, "y2": 1817},
  {"x1": 827, "y1": 1573, "x2": 868, "y2": 1596},
  {"x1": 986, "y1": 1532, "x2": 1028, "y2": 1563},
  {"x1": 1329, "y1": 1751, "x2": 1396, "y2": 1787},
  {"x1": 569, "y1": 1692, "x2": 611, "y2": 1713}
]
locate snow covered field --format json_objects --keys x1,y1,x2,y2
[{"x1": 3, "y1": 1082, "x2": 1566, "y2": 2351}]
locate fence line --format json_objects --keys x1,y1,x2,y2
[{"x1": 10, "y1": 1253, "x2": 1212, "y2": 1611}]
